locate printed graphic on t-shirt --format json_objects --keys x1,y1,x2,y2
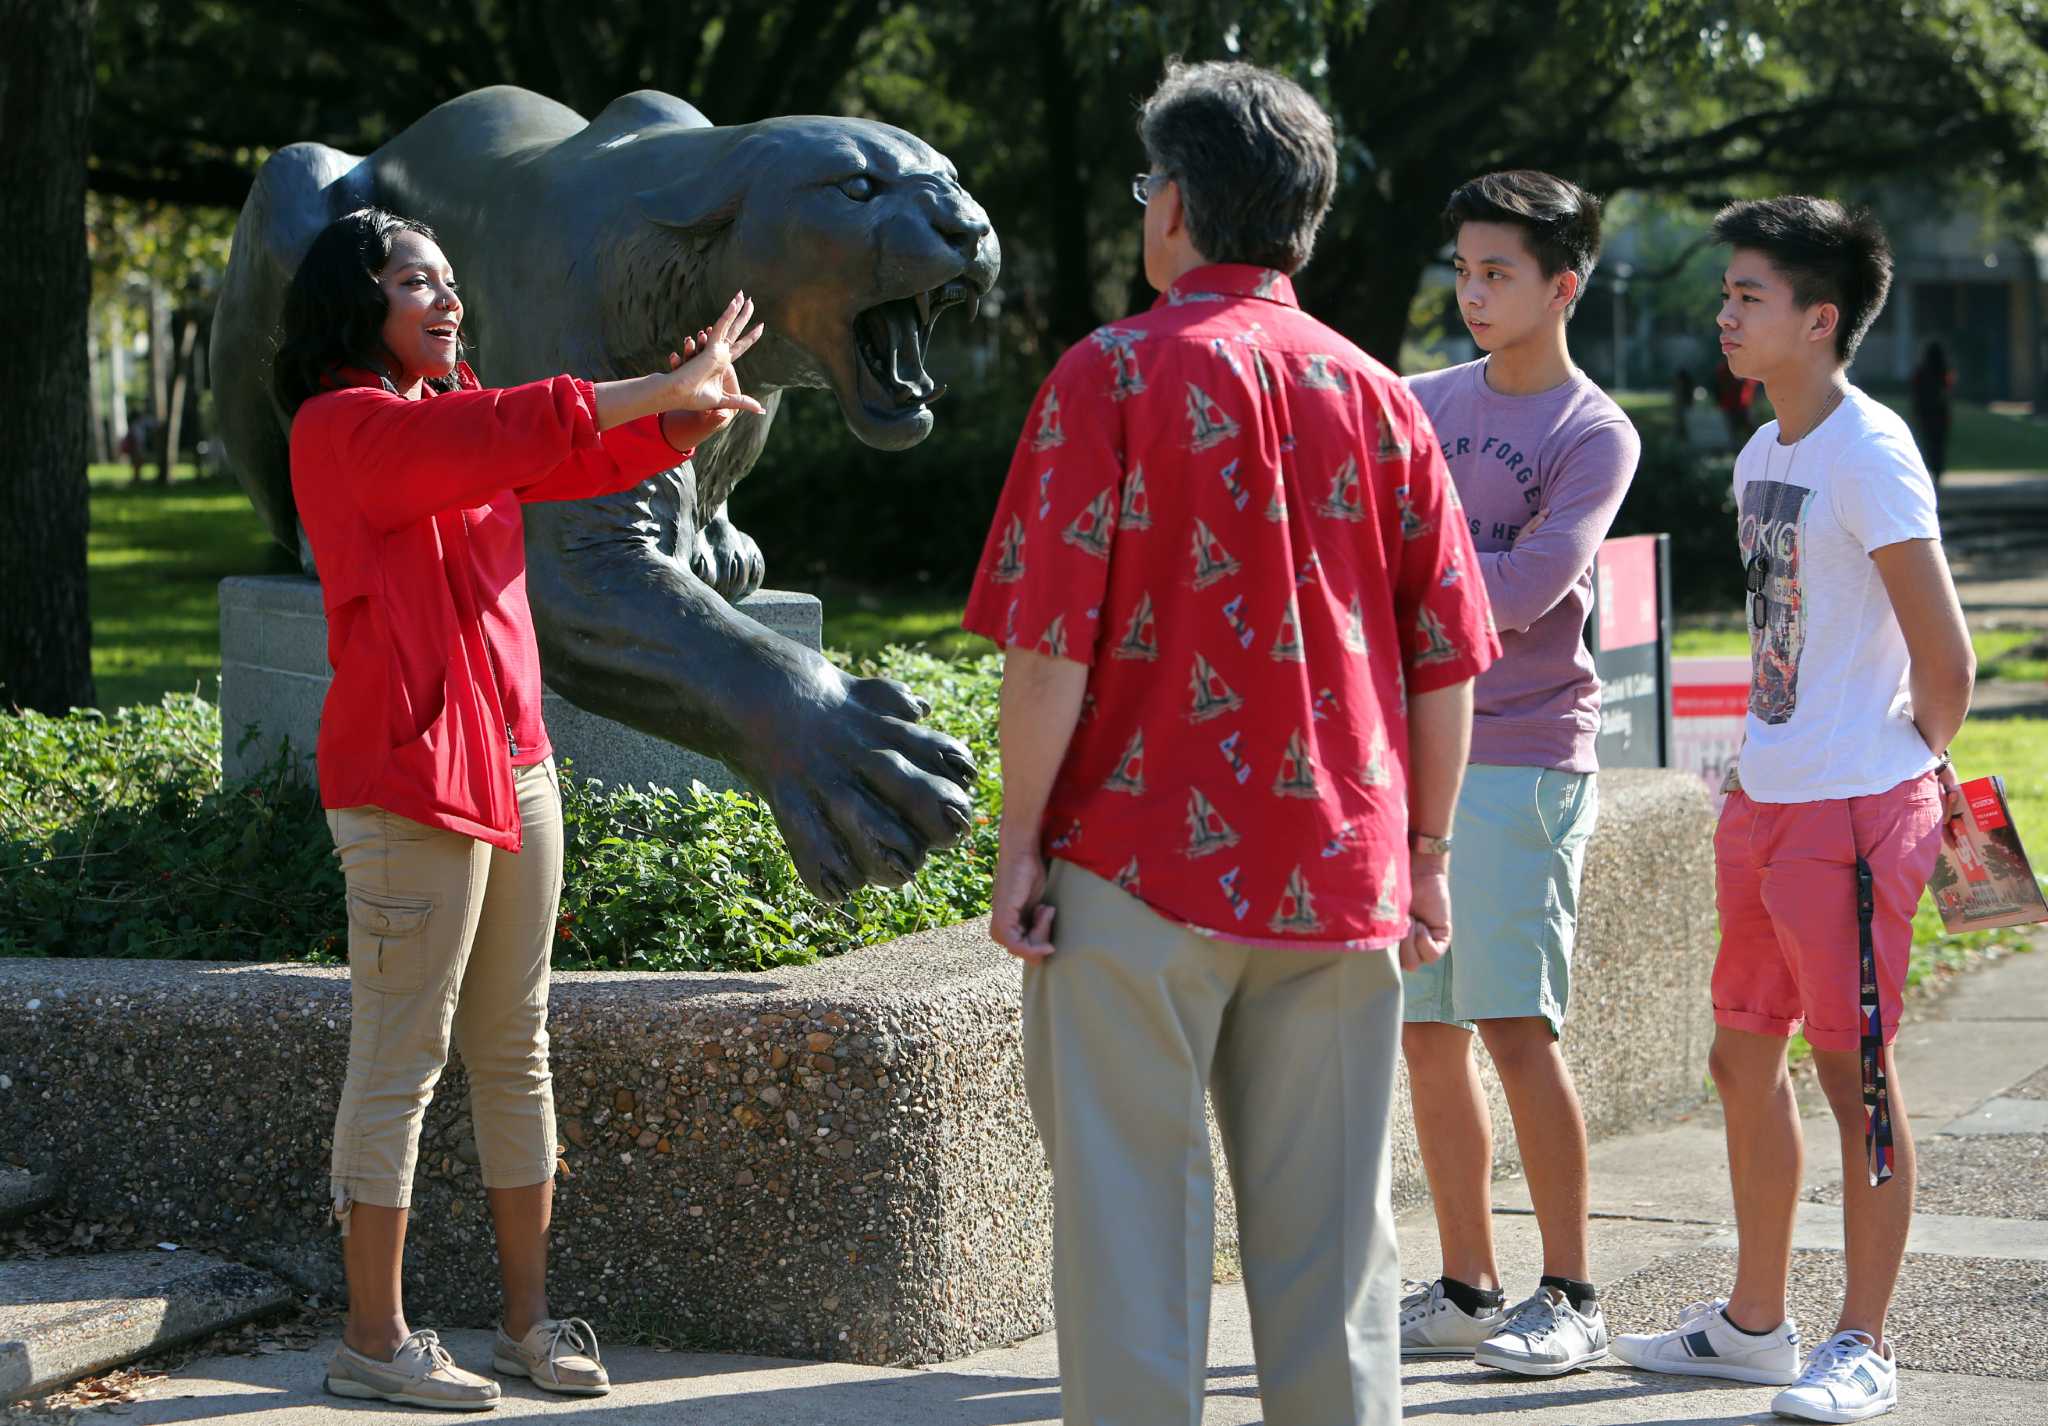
[{"x1": 1738, "y1": 479, "x2": 1814, "y2": 725}]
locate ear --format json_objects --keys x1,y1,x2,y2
[
  {"x1": 1808, "y1": 301, "x2": 1841, "y2": 347},
  {"x1": 638, "y1": 172, "x2": 745, "y2": 235},
  {"x1": 1160, "y1": 178, "x2": 1187, "y2": 240},
  {"x1": 1553, "y1": 269, "x2": 1581, "y2": 313},
  {"x1": 637, "y1": 134, "x2": 763, "y2": 235}
]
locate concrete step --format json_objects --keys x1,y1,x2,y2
[
  {"x1": 0, "y1": 1168, "x2": 55, "y2": 1226},
  {"x1": 0, "y1": 1249, "x2": 291, "y2": 1402}
]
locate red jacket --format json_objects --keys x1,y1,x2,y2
[{"x1": 289, "y1": 364, "x2": 713, "y2": 850}]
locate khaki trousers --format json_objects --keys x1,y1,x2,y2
[
  {"x1": 1025, "y1": 861, "x2": 1404, "y2": 1426},
  {"x1": 325, "y1": 758, "x2": 563, "y2": 1221}
]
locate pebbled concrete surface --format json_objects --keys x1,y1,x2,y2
[{"x1": 1601, "y1": 1245, "x2": 2048, "y2": 1381}]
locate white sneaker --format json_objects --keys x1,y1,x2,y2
[
  {"x1": 1474, "y1": 1286, "x2": 1609, "y2": 1375},
  {"x1": 1611, "y1": 1296, "x2": 1802, "y2": 1385},
  {"x1": 1398, "y1": 1278, "x2": 1508, "y2": 1359},
  {"x1": 1770, "y1": 1330, "x2": 1898, "y2": 1422}
]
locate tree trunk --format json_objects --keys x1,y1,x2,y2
[
  {"x1": 161, "y1": 312, "x2": 199, "y2": 485},
  {"x1": 0, "y1": 0, "x2": 97, "y2": 713},
  {"x1": 1035, "y1": 0, "x2": 1096, "y2": 345},
  {"x1": 1300, "y1": 240, "x2": 1429, "y2": 370}
]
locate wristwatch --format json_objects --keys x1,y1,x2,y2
[{"x1": 1410, "y1": 831, "x2": 1454, "y2": 856}]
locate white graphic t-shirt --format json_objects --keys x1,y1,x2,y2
[{"x1": 1732, "y1": 386, "x2": 1941, "y2": 802}]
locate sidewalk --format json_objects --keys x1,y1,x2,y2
[{"x1": 80, "y1": 941, "x2": 2048, "y2": 1423}]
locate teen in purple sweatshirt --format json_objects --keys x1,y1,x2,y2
[{"x1": 1397, "y1": 171, "x2": 1639, "y2": 1376}]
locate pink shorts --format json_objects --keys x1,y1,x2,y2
[{"x1": 1712, "y1": 772, "x2": 1943, "y2": 1052}]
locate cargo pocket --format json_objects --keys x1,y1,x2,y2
[{"x1": 345, "y1": 889, "x2": 434, "y2": 993}]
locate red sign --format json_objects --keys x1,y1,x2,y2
[
  {"x1": 1967, "y1": 777, "x2": 2008, "y2": 830},
  {"x1": 1596, "y1": 535, "x2": 1659, "y2": 651},
  {"x1": 1674, "y1": 683, "x2": 1748, "y2": 718}
]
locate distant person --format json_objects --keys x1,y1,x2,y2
[
  {"x1": 1715, "y1": 352, "x2": 1759, "y2": 446},
  {"x1": 965, "y1": 60, "x2": 1497, "y2": 1426},
  {"x1": 119, "y1": 408, "x2": 145, "y2": 484},
  {"x1": 1910, "y1": 340, "x2": 1955, "y2": 484},
  {"x1": 1672, "y1": 365, "x2": 1696, "y2": 436},
  {"x1": 1399, "y1": 169, "x2": 1639, "y2": 1377},
  {"x1": 279, "y1": 205, "x2": 762, "y2": 1411},
  {"x1": 1614, "y1": 197, "x2": 1973, "y2": 1425}
]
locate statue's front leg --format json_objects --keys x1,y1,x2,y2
[
  {"x1": 690, "y1": 503, "x2": 765, "y2": 602},
  {"x1": 527, "y1": 498, "x2": 976, "y2": 903}
]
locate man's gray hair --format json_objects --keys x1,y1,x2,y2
[{"x1": 1138, "y1": 60, "x2": 1337, "y2": 275}]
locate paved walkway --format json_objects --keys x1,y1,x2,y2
[
  {"x1": 1941, "y1": 469, "x2": 2048, "y2": 633},
  {"x1": 88, "y1": 943, "x2": 2048, "y2": 1423}
]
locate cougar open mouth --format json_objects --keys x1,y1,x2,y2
[{"x1": 852, "y1": 278, "x2": 982, "y2": 415}]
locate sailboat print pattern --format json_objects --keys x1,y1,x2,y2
[
  {"x1": 1104, "y1": 728, "x2": 1146, "y2": 795},
  {"x1": 957, "y1": 262, "x2": 1497, "y2": 949},
  {"x1": 1062, "y1": 487, "x2": 1116, "y2": 558},
  {"x1": 1032, "y1": 389, "x2": 1066, "y2": 450},
  {"x1": 1120, "y1": 465, "x2": 1153, "y2": 530},
  {"x1": 1114, "y1": 591, "x2": 1159, "y2": 661},
  {"x1": 1186, "y1": 382, "x2": 1241, "y2": 452},
  {"x1": 1317, "y1": 455, "x2": 1365, "y2": 522}
]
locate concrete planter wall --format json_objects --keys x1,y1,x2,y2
[{"x1": 0, "y1": 769, "x2": 1717, "y2": 1365}]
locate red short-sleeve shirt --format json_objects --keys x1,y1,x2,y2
[{"x1": 963, "y1": 264, "x2": 1499, "y2": 948}]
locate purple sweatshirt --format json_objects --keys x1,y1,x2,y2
[{"x1": 1406, "y1": 360, "x2": 1639, "y2": 771}]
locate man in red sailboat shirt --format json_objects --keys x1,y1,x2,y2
[{"x1": 962, "y1": 60, "x2": 1498, "y2": 1426}]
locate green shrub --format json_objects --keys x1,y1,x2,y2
[
  {"x1": 0, "y1": 650, "x2": 1003, "y2": 972},
  {"x1": 0, "y1": 696, "x2": 341, "y2": 960}
]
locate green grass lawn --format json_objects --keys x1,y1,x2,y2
[
  {"x1": 1614, "y1": 390, "x2": 2048, "y2": 474},
  {"x1": 1675, "y1": 620, "x2": 2047, "y2": 678},
  {"x1": 86, "y1": 463, "x2": 296, "y2": 710}
]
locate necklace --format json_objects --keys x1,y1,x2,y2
[{"x1": 1765, "y1": 383, "x2": 1846, "y2": 486}]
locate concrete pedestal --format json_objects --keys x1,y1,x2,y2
[{"x1": 217, "y1": 575, "x2": 822, "y2": 793}]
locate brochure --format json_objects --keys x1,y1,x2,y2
[{"x1": 1930, "y1": 775, "x2": 2048, "y2": 933}]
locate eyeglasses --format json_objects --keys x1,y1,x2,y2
[
  {"x1": 1746, "y1": 552, "x2": 1772, "y2": 630},
  {"x1": 1132, "y1": 171, "x2": 1172, "y2": 207}
]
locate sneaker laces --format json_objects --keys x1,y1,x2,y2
[
  {"x1": 1497, "y1": 1289, "x2": 1565, "y2": 1344},
  {"x1": 1674, "y1": 1296, "x2": 1728, "y2": 1329},
  {"x1": 396, "y1": 1329, "x2": 458, "y2": 1375},
  {"x1": 1398, "y1": 1281, "x2": 1442, "y2": 1324},
  {"x1": 1796, "y1": 1330, "x2": 1879, "y2": 1389},
  {"x1": 533, "y1": 1317, "x2": 602, "y2": 1380}
]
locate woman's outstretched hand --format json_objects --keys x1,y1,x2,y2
[
  {"x1": 664, "y1": 291, "x2": 767, "y2": 419},
  {"x1": 592, "y1": 291, "x2": 768, "y2": 441}
]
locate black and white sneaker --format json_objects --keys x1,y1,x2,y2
[
  {"x1": 1398, "y1": 1279, "x2": 1508, "y2": 1359},
  {"x1": 1612, "y1": 1296, "x2": 1802, "y2": 1385},
  {"x1": 1474, "y1": 1286, "x2": 1609, "y2": 1375},
  {"x1": 1770, "y1": 1330, "x2": 1898, "y2": 1422}
]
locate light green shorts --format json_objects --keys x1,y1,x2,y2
[{"x1": 1403, "y1": 764, "x2": 1598, "y2": 1038}]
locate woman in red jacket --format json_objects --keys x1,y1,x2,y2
[{"x1": 277, "y1": 207, "x2": 763, "y2": 1411}]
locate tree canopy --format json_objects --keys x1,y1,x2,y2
[{"x1": 89, "y1": 0, "x2": 2048, "y2": 364}]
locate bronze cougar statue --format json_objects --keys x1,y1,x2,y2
[{"x1": 212, "y1": 85, "x2": 999, "y2": 901}]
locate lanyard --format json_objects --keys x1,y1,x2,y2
[{"x1": 1856, "y1": 856, "x2": 1895, "y2": 1187}]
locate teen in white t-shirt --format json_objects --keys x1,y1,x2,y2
[
  {"x1": 1613, "y1": 198, "x2": 1974, "y2": 1426},
  {"x1": 1733, "y1": 387, "x2": 1941, "y2": 800}
]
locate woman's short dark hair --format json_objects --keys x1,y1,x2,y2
[
  {"x1": 1442, "y1": 170, "x2": 1603, "y2": 318},
  {"x1": 1711, "y1": 196, "x2": 1893, "y2": 364},
  {"x1": 275, "y1": 207, "x2": 465, "y2": 415},
  {"x1": 1138, "y1": 60, "x2": 1337, "y2": 275}
]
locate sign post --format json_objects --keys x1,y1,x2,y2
[{"x1": 1587, "y1": 533, "x2": 1674, "y2": 769}]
